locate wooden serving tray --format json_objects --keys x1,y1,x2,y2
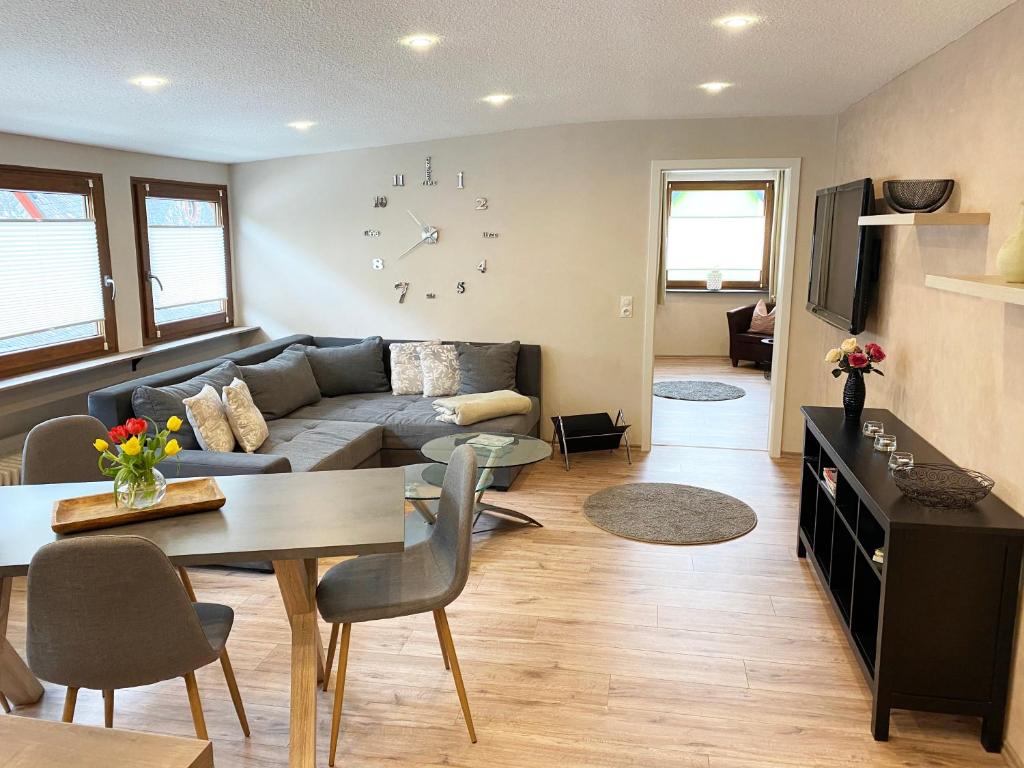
[{"x1": 52, "y1": 477, "x2": 226, "y2": 534}]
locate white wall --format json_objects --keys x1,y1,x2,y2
[
  {"x1": 0, "y1": 132, "x2": 235, "y2": 439},
  {"x1": 655, "y1": 291, "x2": 767, "y2": 357},
  {"x1": 231, "y1": 117, "x2": 836, "y2": 448}
]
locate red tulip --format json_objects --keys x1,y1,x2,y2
[
  {"x1": 108, "y1": 425, "x2": 129, "y2": 443},
  {"x1": 848, "y1": 352, "x2": 869, "y2": 369},
  {"x1": 125, "y1": 417, "x2": 148, "y2": 436},
  {"x1": 864, "y1": 342, "x2": 886, "y2": 362}
]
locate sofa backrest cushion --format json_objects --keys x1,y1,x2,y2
[
  {"x1": 302, "y1": 336, "x2": 390, "y2": 396},
  {"x1": 455, "y1": 341, "x2": 521, "y2": 394},
  {"x1": 237, "y1": 345, "x2": 321, "y2": 420},
  {"x1": 131, "y1": 361, "x2": 241, "y2": 450},
  {"x1": 219, "y1": 334, "x2": 314, "y2": 366}
]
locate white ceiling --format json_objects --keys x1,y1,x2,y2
[{"x1": 0, "y1": 0, "x2": 1013, "y2": 163}]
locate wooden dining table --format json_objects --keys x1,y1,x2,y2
[{"x1": 0, "y1": 468, "x2": 407, "y2": 768}]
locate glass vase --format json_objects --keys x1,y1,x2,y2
[
  {"x1": 115, "y1": 467, "x2": 167, "y2": 509},
  {"x1": 706, "y1": 269, "x2": 723, "y2": 291}
]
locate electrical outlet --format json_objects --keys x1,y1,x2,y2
[{"x1": 619, "y1": 295, "x2": 633, "y2": 318}]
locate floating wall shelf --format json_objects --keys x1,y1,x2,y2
[
  {"x1": 858, "y1": 212, "x2": 991, "y2": 227},
  {"x1": 924, "y1": 274, "x2": 1024, "y2": 305}
]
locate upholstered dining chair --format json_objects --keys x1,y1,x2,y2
[
  {"x1": 318, "y1": 444, "x2": 479, "y2": 766},
  {"x1": 20, "y1": 416, "x2": 249, "y2": 736},
  {"x1": 26, "y1": 535, "x2": 242, "y2": 739}
]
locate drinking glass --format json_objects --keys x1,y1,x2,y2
[
  {"x1": 888, "y1": 451, "x2": 914, "y2": 470},
  {"x1": 862, "y1": 420, "x2": 884, "y2": 438},
  {"x1": 874, "y1": 434, "x2": 897, "y2": 453}
]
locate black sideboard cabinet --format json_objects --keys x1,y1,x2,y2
[{"x1": 798, "y1": 407, "x2": 1024, "y2": 752}]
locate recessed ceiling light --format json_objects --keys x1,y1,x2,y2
[
  {"x1": 401, "y1": 34, "x2": 439, "y2": 50},
  {"x1": 717, "y1": 15, "x2": 757, "y2": 29},
  {"x1": 130, "y1": 75, "x2": 168, "y2": 90},
  {"x1": 699, "y1": 82, "x2": 732, "y2": 94},
  {"x1": 287, "y1": 120, "x2": 317, "y2": 131},
  {"x1": 482, "y1": 93, "x2": 513, "y2": 106}
]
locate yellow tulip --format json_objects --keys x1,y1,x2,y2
[
  {"x1": 840, "y1": 338, "x2": 858, "y2": 354},
  {"x1": 93, "y1": 438, "x2": 109, "y2": 452},
  {"x1": 165, "y1": 439, "x2": 182, "y2": 457},
  {"x1": 167, "y1": 416, "x2": 183, "y2": 432},
  {"x1": 824, "y1": 348, "x2": 842, "y2": 363},
  {"x1": 121, "y1": 436, "x2": 142, "y2": 456}
]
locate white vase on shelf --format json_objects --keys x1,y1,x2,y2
[
  {"x1": 996, "y1": 201, "x2": 1024, "y2": 283},
  {"x1": 706, "y1": 269, "x2": 723, "y2": 291}
]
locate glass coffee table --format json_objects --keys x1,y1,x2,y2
[{"x1": 419, "y1": 432, "x2": 552, "y2": 530}]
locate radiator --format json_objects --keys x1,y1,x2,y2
[{"x1": 0, "y1": 452, "x2": 21, "y2": 486}]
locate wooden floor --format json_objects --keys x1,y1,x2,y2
[
  {"x1": 3, "y1": 446, "x2": 1006, "y2": 767},
  {"x1": 653, "y1": 357, "x2": 770, "y2": 451}
]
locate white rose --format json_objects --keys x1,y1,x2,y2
[
  {"x1": 825, "y1": 348, "x2": 842, "y2": 363},
  {"x1": 840, "y1": 338, "x2": 858, "y2": 354}
]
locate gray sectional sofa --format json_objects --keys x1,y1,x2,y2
[{"x1": 87, "y1": 335, "x2": 542, "y2": 490}]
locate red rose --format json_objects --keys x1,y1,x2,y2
[
  {"x1": 848, "y1": 352, "x2": 869, "y2": 368},
  {"x1": 108, "y1": 425, "x2": 129, "y2": 443},
  {"x1": 125, "y1": 417, "x2": 148, "y2": 436},
  {"x1": 864, "y1": 342, "x2": 886, "y2": 362}
]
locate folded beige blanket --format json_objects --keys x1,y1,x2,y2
[{"x1": 432, "y1": 390, "x2": 533, "y2": 426}]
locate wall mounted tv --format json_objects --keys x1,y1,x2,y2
[{"x1": 806, "y1": 178, "x2": 879, "y2": 334}]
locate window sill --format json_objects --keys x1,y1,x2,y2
[
  {"x1": 0, "y1": 326, "x2": 259, "y2": 394},
  {"x1": 666, "y1": 288, "x2": 769, "y2": 295}
]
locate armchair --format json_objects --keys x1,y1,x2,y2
[{"x1": 727, "y1": 302, "x2": 775, "y2": 367}]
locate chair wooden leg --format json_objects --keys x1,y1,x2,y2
[
  {"x1": 432, "y1": 611, "x2": 450, "y2": 670},
  {"x1": 183, "y1": 672, "x2": 208, "y2": 741},
  {"x1": 103, "y1": 689, "x2": 114, "y2": 728},
  {"x1": 434, "y1": 608, "x2": 476, "y2": 743},
  {"x1": 0, "y1": 690, "x2": 10, "y2": 713},
  {"x1": 219, "y1": 650, "x2": 250, "y2": 737},
  {"x1": 327, "y1": 623, "x2": 352, "y2": 768},
  {"x1": 178, "y1": 567, "x2": 198, "y2": 601},
  {"x1": 323, "y1": 623, "x2": 339, "y2": 692},
  {"x1": 61, "y1": 687, "x2": 78, "y2": 723}
]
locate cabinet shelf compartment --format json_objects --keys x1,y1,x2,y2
[
  {"x1": 813, "y1": 488, "x2": 834, "y2": 580},
  {"x1": 799, "y1": 464, "x2": 817, "y2": 542},
  {"x1": 829, "y1": 517, "x2": 856, "y2": 622},
  {"x1": 851, "y1": 555, "x2": 881, "y2": 676}
]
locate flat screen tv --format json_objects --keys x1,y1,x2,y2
[{"x1": 806, "y1": 178, "x2": 878, "y2": 334}]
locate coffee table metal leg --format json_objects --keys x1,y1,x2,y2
[
  {"x1": 411, "y1": 499, "x2": 437, "y2": 524},
  {"x1": 470, "y1": 466, "x2": 543, "y2": 531}
]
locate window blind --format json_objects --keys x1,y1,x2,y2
[
  {"x1": 148, "y1": 226, "x2": 228, "y2": 315},
  {"x1": 0, "y1": 220, "x2": 104, "y2": 341}
]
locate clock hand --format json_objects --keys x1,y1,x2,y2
[
  {"x1": 407, "y1": 209, "x2": 425, "y2": 231},
  {"x1": 398, "y1": 236, "x2": 427, "y2": 260}
]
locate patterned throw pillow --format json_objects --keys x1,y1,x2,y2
[
  {"x1": 421, "y1": 344, "x2": 460, "y2": 397},
  {"x1": 222, "y1": 378, "x2": 269, "y2": 453},
  {"x1": 389, "y1": 340, "x2": 441, "y2": 395},
  {"x1": 183, "y1": 385, "x2": 236, "y2": 452},
  {"x1": 748, "y1": 299, "x2": 776, "y2": 335}
]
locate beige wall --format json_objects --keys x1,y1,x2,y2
[
  {"x1": 231, "y1": 117, "x2": 835, "y2": 447},
  {"x1": 804, "y1": 0, "x2": 1024, "y2": 753},
  {"x1": 0, "y1": 132, "x2": 234, "y2": 440},
  {"x1": 655, "y1": 291, "x2": 768, "y2": 357}
]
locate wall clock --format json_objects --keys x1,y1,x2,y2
[{"x1": 398, "y1": 209, "x2": 439, "y2": 260}]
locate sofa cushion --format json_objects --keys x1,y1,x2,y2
[
  {"x1": 290, "y1": 392, "x2": 541, "y2": 451},
  {"x1": 256, "y1": 419, "x2": 383, "y2": 472},
  {"x1": 303, "y1": 337, "x2": 390, "y2": 396},
  {"x1": 131, "y1": 361, "x2": 241, "y2": 450},
  {"x1": 456, "y1": 341, "x2": 520, "y2": 394},
  {"x1": 238, "y1": 345, "x2": 321, "y2": 420}
]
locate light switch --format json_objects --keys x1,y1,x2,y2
[{"x1": 619, "y1": 295, "x2": 633, "y2": 318}]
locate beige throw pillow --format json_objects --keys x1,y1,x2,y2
[
  {"x1": 390, "y1": 340, "x2": 441, "y2": 395},
  {"x1": 222, "y1": 377, "x2": 269, "y2": 453},
  {"x1": 748, "y1": 299, "x2": 776, "y2": 335},
  {"x1": 183, "y1": 384, "x2": 236, "y2": 452},
  {"x1": 421, "y1": 344, "x2": 460, "y2": 397}
]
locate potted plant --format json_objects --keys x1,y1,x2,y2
[
  {"x1": 93, "y1": 416, "x2": 183, "y2": 509},
  {"x1": 825, "y1": 339, "x2": 885, "y2": 420}
]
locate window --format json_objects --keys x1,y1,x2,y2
[
  {"x1": 0, "y1": 165, "x2": 117, "y2": 376},
  {"x1": 663, "y1": 180, "x2": 775, "y2": 290},
  {"x1": 132, "y1": 178, "x2": 233, "y2": 343}
]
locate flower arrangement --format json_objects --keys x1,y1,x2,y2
[
  {"x1": 824, "y1": 338, "x2": 886, "y2": 378},
  {"x1": 93, "y1": 416, "x2": 183, "y2": 508}
]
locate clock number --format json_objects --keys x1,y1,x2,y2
[
  {"x1": 372, "y1": 258, "x2": 384, "y2": 271},
  {"x1": 477, "y1": 260, "x2": 487, "y2": 274},
  {"x1": 457, "y1": 282, "x2": 466, "y2": 294},
  {"x1": 394, "y1": 282, "x2": 409, "y2": 304},
  {"x1": 475, "y1": 197, "x2": 488, "y2": 210}
]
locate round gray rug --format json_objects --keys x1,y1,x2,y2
[
  {"x1": 654, "y1": 380, "x2": 745, "y2": 401},
  {"x1": 583, "y1": 483, "x2": 757, "y2": 545}
]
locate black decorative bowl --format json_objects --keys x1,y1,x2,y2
[
  {"x1": 892, "y1": 463, "x2": 994, "y2": 509},
  {"x1": 883, "y1": 179, "x2": 954, "y2": 213}
]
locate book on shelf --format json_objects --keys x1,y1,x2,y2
[
  {"x1": 873, "y1": 547, "x2": 885, "y2": 564},
  {"x1": 822, "y1": 467, "x2": 838, "y2": 497}
]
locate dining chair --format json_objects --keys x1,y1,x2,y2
[
  {"x1": 26, "y1": 535, "x2": 244, "y2": 739},
  {"x1": 318, "y1": 444, "x2": 479, "y2": 766},
  {"x1": 20, "y1": 416, "x2": 249, "y2": 736}
]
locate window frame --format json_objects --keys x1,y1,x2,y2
[
  {"x1": 131, "y1": 177, "x2": 234, "y2": 345},
  {"x1": 663, "y1": 179, "x2": 776, "y2": 291},
  {"x1": 0, "y1": 164, "x2": 118, "y2": 377}
]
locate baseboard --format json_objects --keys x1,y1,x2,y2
[{"x1": 1005, "y1": 740, "x2": 1023, "y2": 768}]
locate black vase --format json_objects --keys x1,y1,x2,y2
[{"x1": 843, "y1": 371, "x2": 866, "y2": 420}]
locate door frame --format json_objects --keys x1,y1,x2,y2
[{"x1": 640, "y1": 157, "x2": 802, "y2": 458}]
